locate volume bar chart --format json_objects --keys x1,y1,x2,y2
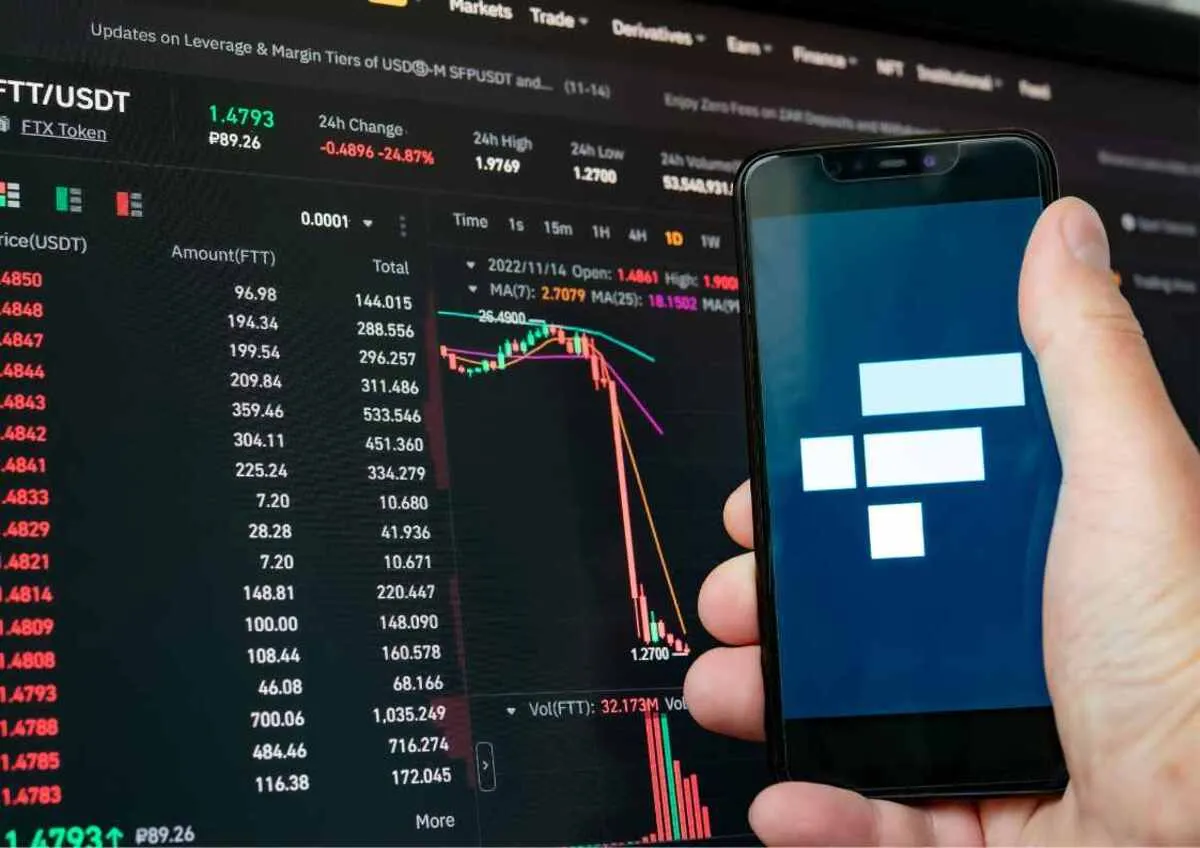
[
  {"x1": 571, "y1": 710, "x2": 715, "y2": 848},
  {"x1": 438, "y1": 315, "x2": 690, "y2": 657},
  {"x1": 640, "y1": 710, "x2": 713, "y2": 844}
]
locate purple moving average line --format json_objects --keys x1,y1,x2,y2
[
  {"x1": 442, "y1": 347, "x2": 665, "y2": 436},
  {"x1": 605, "y1": 361, "x2": 665, "y2": 437}
]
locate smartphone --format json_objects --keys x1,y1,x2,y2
[{"x1": 734, "y1": 131, "x2": 1067, "y2": 799}]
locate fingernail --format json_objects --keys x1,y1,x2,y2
[{"x1": 1061, "y1": 201, "x2": 1111, "y2": 273}]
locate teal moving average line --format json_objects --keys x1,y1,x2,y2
[{"x1": 436, "y1": 310, "x2": 656, "y2": 363}]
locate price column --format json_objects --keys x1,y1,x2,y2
[
  {"x1": 227, "y1": 263, "x2": 313, "y2": 797},
  {"x1": 0, "y1": 264, "x2": 60, "y2": 813},
  {"x1": 354, "y1": 264, "x2": 460, "y2": 804}
]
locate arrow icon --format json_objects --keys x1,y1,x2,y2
[
  {"x1": 695, "y1": 33, "x2": 707, "y2": 43},
  {"x1": 362, "y1": 219, "x2": 374, "y2": 228},
  {"x1": 506, "y1": 706, "x2": 516, "y2": 716},
  {"x1": 468, "y1": 285, "x2": 478, "y2": 293},
  {"x1": 466, "y1": 260, "x2": 476, "y2": 269}
]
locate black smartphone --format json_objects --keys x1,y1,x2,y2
[{"x1": 734, "y1": 131, "x2": 1067, "y2": 799}]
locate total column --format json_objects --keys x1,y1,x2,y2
[{"x1": 355, "y1": 254, "x2": 476, "y2": 844}]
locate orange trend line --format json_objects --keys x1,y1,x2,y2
[
  {"x1": 505, "y1": 336, "x2": 558, "y2": 364},
  {"x1": 617, "y1": 405, "x2": 688, "y2": 636},
  {"x1": 493, "y1": 337, "x2": 558, "y2": 369},
  {"x1": 489, "y1": 337, "x2": 562, "y2": 372}
]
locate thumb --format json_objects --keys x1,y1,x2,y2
[
  {"x1": 1020, "y1": 202, "x2": 1200, "y2": 846},
  {"x1": 1018, "y1": 197, "x2": 1198, "y2": 483}
]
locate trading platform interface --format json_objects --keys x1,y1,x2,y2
[{"x1": 0, "y1": 0, "x2": 1197, "y2": 844}]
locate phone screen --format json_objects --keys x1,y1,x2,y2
[{"x1": 740, "y1": 135, "x2": 1065, "y2": 792}]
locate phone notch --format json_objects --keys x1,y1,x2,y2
[{"x1": 821, "y1": 143, "x2": 961, "y2": 181}]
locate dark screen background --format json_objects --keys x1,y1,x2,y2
[{"x1": 751, "y1": 197, "x2": 1058, "y2": 719}]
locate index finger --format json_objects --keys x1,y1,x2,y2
[{"x1": 724, "y1": 480, "x2": 754, "y2": 549}]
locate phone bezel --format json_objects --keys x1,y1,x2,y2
[{"x1": 733, "y1": 130, "x2": 1068, "y2": 799}]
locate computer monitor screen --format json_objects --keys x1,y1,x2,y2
[{"x1": 0, "y1": 1, "x2": 1196, "y2": 844}]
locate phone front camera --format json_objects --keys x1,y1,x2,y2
[{"x1": 922, "y1": 154, "x2": 938, "y2": 169}]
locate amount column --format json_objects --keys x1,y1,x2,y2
[{"x1": 227, "y1": 260, "x2": 313, "y2": 797}]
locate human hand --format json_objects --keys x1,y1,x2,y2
[{"x1": 684, "y1": 197, "x2": 1200, "y2": 845}]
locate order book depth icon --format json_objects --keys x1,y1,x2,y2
[
  {"x1": 0, "y1": 180, "x2": 21, "y2": 209},
  {"x1": 798, "y1": 352, "x2": 1025, "y2": 560}
]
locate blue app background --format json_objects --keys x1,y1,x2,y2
[{"x1": 751, "y1": 197, "x2": 1059, "y2": 719}]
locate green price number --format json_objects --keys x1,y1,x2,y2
[
  {"x1": 208, "y1": 104, "x2": 276, "y2": 129},
  {"x1": 3, "y1": 826, "x2": 122, "y2": 848}
]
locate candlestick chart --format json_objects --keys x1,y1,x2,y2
[
  {"x1": 437, "y1": 312, "x2": 690, "y2": 659},
  {"x1": 435, "y1": 308, "x2": 758, "y2": 845}
]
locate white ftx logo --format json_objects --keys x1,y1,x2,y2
[{"x1": 799, "y1": 352, "x2": 1026, "y2": 560}]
